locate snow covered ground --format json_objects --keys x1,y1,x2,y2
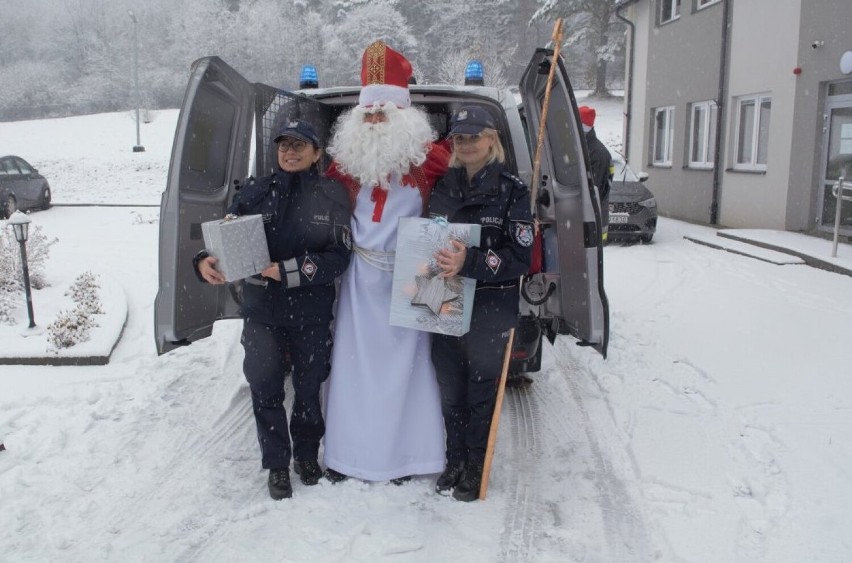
[{"x1": 2, "y1": 99, "x2": 852, "y2": 562}]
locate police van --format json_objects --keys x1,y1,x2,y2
[{"x1": 154, "y1": 51, "x2": 609, "y2": 375}]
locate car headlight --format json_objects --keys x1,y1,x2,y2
[{"x1": 638, "y1": 197, "x2": 656, "y2": 208}]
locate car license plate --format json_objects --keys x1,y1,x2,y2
[{"x1": 610, "y1": 213, "x2": 629, "y2": 224}]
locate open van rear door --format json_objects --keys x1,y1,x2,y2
[
  {"x1": 519, "y1": 49, "x2": 609, "y2": 358},
  {"x1": 154, "y1": 57, "x2": 254, "y2": 354},
  {"x1": 154, "y1": 57, "x2": 337, "y2": 355}
]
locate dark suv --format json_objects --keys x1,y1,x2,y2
[
  {"x1": 608, "y1": 158, "x2": 657, "y2": 243},
  {"x1": 154, "y1": 51, "x2": 609, "y2": 375}
]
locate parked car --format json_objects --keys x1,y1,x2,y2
[
  {"x1": 608, "y1": 158, "x2": 657, "y2": 243},
  {"x1": 0, "y1": 155, "x2": 52, "y2": 219},
  {"x1": 154, "y1": 52, "x2": 610, "y2": 376}
]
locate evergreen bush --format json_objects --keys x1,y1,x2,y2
[
  {"x1": 47, "y1": 271, "x2": 105, "y2": 349},
  {"x1": 46, "y1": 307, "x2": 95, "y2": 350}
]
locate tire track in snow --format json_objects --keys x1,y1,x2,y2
[
  {"x1": 169, "y1": 333, "x2": 304, "y2": 562},
  {"x1": 548, "y1": 341, "x2": 656, "y2": 562},
  {"x1": 79, "y1": 339, "x2": 263, "y2": 559},
  {"x1": 498, "y1": 384, "x2": 542, "y2": 561},
  {"x1": 496, "y1": 339, "x2": 657, "y2": 561},
  {"x1": 171, "y1": 378, "x2": 297, "y2": 563}
]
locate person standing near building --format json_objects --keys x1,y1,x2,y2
[
  {"x1": 579, "y1": 105, "x2": 613, "y2": 239},
  {"x1": 427, "y1": 106, "x2": 533, "y2": 501},
  {"x1": 322, "y1": 41, "x2": 449, "y2": 484},
  {"x1": 195, "y1": 121, "x2": 351, "y2": 500}
]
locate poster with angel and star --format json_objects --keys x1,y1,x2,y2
[{"x1": 390, "y1": 217, "x2": 481, "y2": 336}]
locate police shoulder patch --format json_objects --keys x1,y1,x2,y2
[{"x1": 513, "y1": 222, "x2": 534, "y2": 248}]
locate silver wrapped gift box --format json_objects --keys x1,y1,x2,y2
[{"x1": 201, "y1": 214, "x2": 270, "y2": 283}]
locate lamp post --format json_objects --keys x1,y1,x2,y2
[
  {"x1": 7, "y1": 211, "x2": 35, "y2": 328},
  {"x1": 128, "y1": 9, "x2": 145, "y2": 153}
]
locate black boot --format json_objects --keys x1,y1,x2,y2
[
  {"x1": 293, "y1": 459, "x2": 323, "y2": 486},
  {"x1": 390, "y1": 475, "x2": 412, "y2": 486},
  {"x1": 435, "y1": 461, "x2": 465, "y2": 494},
  {"x1": 452, "y1": 461, "x2": 483, "y2": 502},
  {"x1": 268, "y1": 468, "x2": 293, "y2": 500},
  {"x1": 324, "y1": 467, "x2": 349, "y2": 484}
]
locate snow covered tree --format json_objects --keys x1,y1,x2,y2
[
  {"x1": 320, "y1": 2, "x2": 418, "y2": 85},
  {"x1": 411, "y1": 0, "x2": 518, "y2": 84},
  {"x1": 532, "y1": 0, "x2": 626, "y2": 95},
  {"x1": 436, "y1": 49, "x2": 511, "y2": 89},
  {"x1": 0, "y1": 225, "x2": 55, "y2": 292},
  {"x1": 0, "y1": 225, "x2": 57, "y2": 325},
  {"x1": 0, "y1": 0, "x2": 623, "y2": 119}
]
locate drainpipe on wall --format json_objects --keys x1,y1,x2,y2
[
  {"x1": 710, "y1": 0, "x2": 732, "y2": 225},
  {"x1": 615, "y1": 0, "x2": 640, "y2": 162}
]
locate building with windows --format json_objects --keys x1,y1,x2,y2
[{"x1": 616, "y1": 0, "x2": 852, "y2": 235}]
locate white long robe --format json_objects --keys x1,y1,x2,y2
[{"x1": 323, "y1": 178, "x2": 445, "y2": 481}]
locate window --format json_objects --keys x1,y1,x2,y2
[
  {"x1": 653, "y1": 106, "x2": 675, "y2": 166},
  {"x1": 696, "y1": 0, "x2": 719, "y2": 9},
  {"x1": 1, "y1": 159, "x2": 20, "y2": 175},
  {"x1": 15, "y1": 159, "x2": 32, "y2": 175},
  {"x1": 734, "y1": 94, "x2": 772, "y2": 170},
  {"x1": 689, "y1": 100, "x2": 717, "y2": 168},
  {"x1": 543, "y1": 87, "x2": 580, "y2": 185},
  {"x1": 828, "y1": 81, "x2": 852, "y2": 96},
  {"x1": 660, "y1": 0, "x2": 681, "y2": 24}
]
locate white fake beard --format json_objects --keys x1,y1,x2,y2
[{"x1": 328, "y1": 103, "x2": 435, "y2": 189}]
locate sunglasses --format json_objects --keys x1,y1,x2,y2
[
  {"x1": 277, "y1": 139, "x2": 309, "y2": 153},
  {"x1": 451, "y1": 133, "x2": 486, "y2": 145}
]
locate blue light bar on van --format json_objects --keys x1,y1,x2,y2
[
  {"x1": 300, "y1": 65, "x2": 319, "y2": 89},
  {"x1": 465, "y1": 60, "x2": 484, "y2": 86}
]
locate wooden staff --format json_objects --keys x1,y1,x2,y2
[
  {"x1": 479, "y1": 327, "x2": 515, "y2": 500},
  {"x1": 479, "y1": 18, "x2": 564, "y2": 501},
  {"x1": 529, "y1": 18, "x2": 565, "y2": 214}
]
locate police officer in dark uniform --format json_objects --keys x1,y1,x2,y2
[
  {"x1": 428, "y1": 106, "x2": 533, "y2": 501},
  {"x1": 579, "y1": 105, "x2": 613, "y2": 240},
  {"x1": 194, "y1": 121, "x2": 351, "y2": 500}
]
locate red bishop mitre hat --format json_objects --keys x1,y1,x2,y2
[{"x1": 358, "y1": 41, "x2": 412, "y2": 109}]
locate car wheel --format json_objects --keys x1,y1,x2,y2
[
  {"x1": 640, "y1": 233, "x2": 654, "y2": 244},
  {"x1": 41, "y1": 186, "x2": 51, "y2": 209},
  {"x1": 3, "y1": 195, "x2": 16, "y2": 219}
]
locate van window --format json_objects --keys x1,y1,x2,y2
[
  {"x1": 183, "y1": 88, "x2": 236, "y2": 192},
  {"x1": 542, "y1": 87, "x2": 581, "y2": 186}
]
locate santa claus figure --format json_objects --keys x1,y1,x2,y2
[{"x1": 322, "y1": 41, "x2": 449, "y2": 483}]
